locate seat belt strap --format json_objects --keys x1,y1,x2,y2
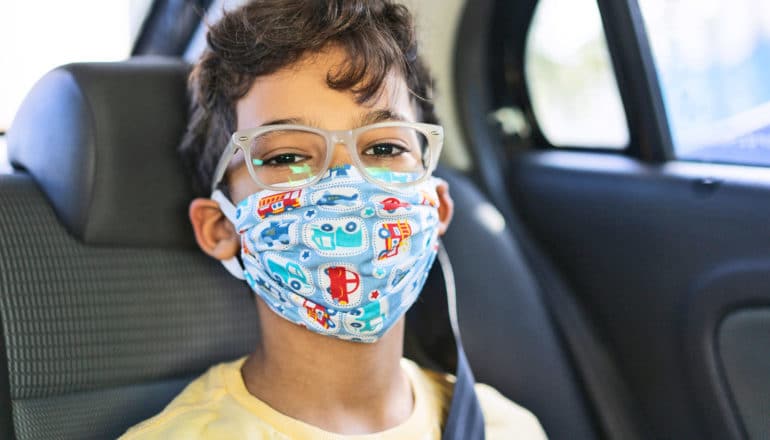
[
  {"x1": 443, "y1": 341, "x2": 486, "y2": 440},
  {"x1": 437, "y1": 243, "x2": 486, "y2": 440}
]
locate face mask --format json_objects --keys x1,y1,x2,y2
[{"x1": 229, "y1": 165, "x2": 441, "y2": 343}]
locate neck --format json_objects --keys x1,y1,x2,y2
[{"x1": 241, "y1": 298, "x2": 413, "y2": 435}]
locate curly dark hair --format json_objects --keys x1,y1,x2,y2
[{"x1": 179, "y1": 0, "x2": 437, "y2": 197}]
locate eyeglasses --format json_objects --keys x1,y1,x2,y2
[{"x1": 210, "y1": 121, "x2": 444, "y2": 194}]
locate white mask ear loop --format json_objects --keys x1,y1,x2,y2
[{"x1": 211, "y1": 189, "x2": 246, "y2": 280}]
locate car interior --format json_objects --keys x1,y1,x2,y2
[{"x1": 1, "y1": 0, "x2": 769, "y2": 439}]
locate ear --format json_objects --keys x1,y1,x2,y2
[
  {"x1": 189, "y1": 198, "x2": 241, "y2": 260},
  {"x1": 435, "y1": 179, "x2": 454, "y2": 236}
]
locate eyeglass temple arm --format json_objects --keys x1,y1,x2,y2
[
  {"x1": 211, "y1": 189, "x2": 246, "y2": 280},
  {"x1": 210, "y1": 140, "x2": 236, "y2": 194}
]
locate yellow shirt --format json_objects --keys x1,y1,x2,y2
[{"x1": 121, "y1": 358, "x2": 547, "y2": 440}]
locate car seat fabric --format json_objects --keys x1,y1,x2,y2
[
  {"x1": 1, "y1": 58, "x2": 597, "y2": 439},
  {"x1": 1, "y1": 59, "x2": 260, "y2": 440},
  {"x1": 0, "y1": 174, "x2": 259, "y2": 440}
]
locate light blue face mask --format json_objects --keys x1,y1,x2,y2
[{"x1": 215, "y1": 165, "x2": 442, "y2": 342}]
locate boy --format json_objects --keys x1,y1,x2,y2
[{"x1": 122, "y1": 1, "x2": 546, "y2": 438}]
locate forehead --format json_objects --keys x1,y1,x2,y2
[{"x1": 235, "y1": 48, "x2": 416, "y2": 131}]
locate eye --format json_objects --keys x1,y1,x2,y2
[
  {"x1": 260, "y1": 153, "x2": 309, "y2": 166},
  {"x1": 362, "y1": 142, "x2": 408, "y2": 157}
]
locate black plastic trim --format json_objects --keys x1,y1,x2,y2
[
  {"x1": 595, "y1": 0, "x2": 674, "y2": 161},
  {"x1": 132, "y1": 0, "x2": 213, "y2": 56}
]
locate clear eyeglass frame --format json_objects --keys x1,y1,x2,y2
[{"x1": 209, "y1": 121, "x2": 444, "y2": 195}]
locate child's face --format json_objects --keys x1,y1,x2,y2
[
  {"x1": 189, "y1": 46, "x2": 453, "y2": 262},
  {"x1": 225, "y1": 46, "x2": 420, "y2": 204}
]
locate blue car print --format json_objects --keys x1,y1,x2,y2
[
  {"x1": 311, "y1": 221, "x2": 363, "y2": 251},
  {"x1": 267, "y1": 259, "x2": 308, "y2": 291}
]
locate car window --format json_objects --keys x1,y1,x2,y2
[
  {"x1": 0, "y1": 0, "x2": 152, "y2": 173},
  {"x1": 639, "y1": 0, "x2": 770, "y2": 166},
  {"x1": 524, "y1": 0, "x2": 629, "y2": 149}
]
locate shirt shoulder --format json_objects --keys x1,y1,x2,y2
[
  {"x1": 413, "y1": 363, "x2": 548, "y2": 440},
  {"x1": 119, "y1": 357, "x2": 279, "y2": 440},
  {"x1": 474, "y1": 382, "x2": 548, "y2": 439}
]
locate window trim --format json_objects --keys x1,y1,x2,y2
[
  {"x1": 595, "y1": 0, "x2": 674, "y2": 162},
  {"x1": 132, "y1": 0, "x2": 214, "y2": 56}
]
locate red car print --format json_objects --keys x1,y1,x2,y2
[
  {"x1": 301, "y1": 299, "x2": 335, "y2": 329},
  {"x1": 325, "y1": 266, "x2": 360, "y2": 305},
  {"x1": 379, "y1": 197, "x2": 410, "y2": 212},
  {"x1": 377, "y1": 221, "x2": 412, "y2": 260},
  {"x1": 257, "y1": 189, "x2": 302, "y2": 218}
]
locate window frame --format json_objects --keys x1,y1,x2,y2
[
  {"x1": 468, "y1": 0, "x2": 674, "y2": 162},
  {"x1": 594, "y1": 0, "x2": 673, "y2": 161},
  {"x1": 131, "y1": 0, "x2": 214, "y2": 56}
]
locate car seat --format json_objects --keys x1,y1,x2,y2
[{"x1": 1, "y1": 57, "x2": 617, "y2": 439}]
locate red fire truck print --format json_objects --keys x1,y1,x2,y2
[
  {"x1": 301, "y1": 298, "x2": 335, "y2": 329},
  {"x1": 324, "y1": 266, "x2": 361, "y2": 305},
  {"x1": 257, "y1": 189, "x2": 302, "y2": 218},
  {"x1": 377, "y1": 220, "x2": 412, "y2": 260}
]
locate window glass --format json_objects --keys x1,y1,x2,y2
[
  {"x1": 0, "y1": 0, "x2": 152, "y2": 172},
  {"x1": 639, "y1": 0, "x2": 770, "y2": 166},
  {"x1": 524, "y1": 0, "x2": 629, "y2": 148}
]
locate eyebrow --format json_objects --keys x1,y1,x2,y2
[
  {"x1": 259, "y1": 117, "x2": 312, "y2": 127},
  {"x1": 357, "y1": 109, "x2": 411, "y2": 126},
  {"x1": 258, "y1": 109, "x2": 411, "y2": 130}
]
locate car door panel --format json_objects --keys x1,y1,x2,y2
[{"x1": 509, "y1": 150, "x2": 770, "y2": 439}]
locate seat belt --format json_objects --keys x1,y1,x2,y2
[{"x1": 437, "y1": 242, "x2": 486, "y2": 440}]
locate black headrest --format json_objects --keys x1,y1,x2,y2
[{"x1": 8, "y1": 57, "x2": 195, "y2": 248}]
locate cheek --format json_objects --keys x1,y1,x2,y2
[{"x1": 226, "y1": 166, "x2": 262, "y2": 205}]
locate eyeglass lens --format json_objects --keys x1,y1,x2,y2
[{"x1": 247, "y1": 126, "x2": 430, "y2": 187}]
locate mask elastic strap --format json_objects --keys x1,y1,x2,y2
[
  {"x1": 437, "y1": 240, "x2": 460, "y2": 335},
  {"x1": 211, "y1": 189, "x2": 246, "y2": 281}
]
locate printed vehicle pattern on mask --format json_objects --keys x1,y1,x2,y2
[{"x1": 235, "y1": 165, "x2": 441, "y2": 342}]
